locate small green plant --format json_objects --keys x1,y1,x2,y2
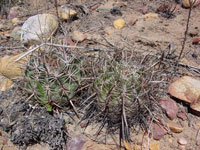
[
  {"x1": 25, "y1": 48, "x2": 90, "y2": 111},
  {"x1": 94, "y1": 60, "x2": 143, "y2": 112}
]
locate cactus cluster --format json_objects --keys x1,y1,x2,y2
[{"x1": 24, "y1": 46, "x2": 156, "y2": 131}]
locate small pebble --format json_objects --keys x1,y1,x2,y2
[{"x1": 178, "y1": 138, "x2": 187, "y2": 145}]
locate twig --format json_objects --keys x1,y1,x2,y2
[
  {"x1": 69, "y1": 99, "x2": 80, "y2": 119},
  {"x1": 15, "y1": 43, "x2": 113, "y2": 62},
  {"x1": 178, "y1": 0, "x2": 196, "y2": 59},
  {"x1": 15, "y1": 43, "x2": 45, "y2": 62}
]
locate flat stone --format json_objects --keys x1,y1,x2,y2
[
  {"x1": 168, "y1": 120, "x2": 184, "y2": 133},
  {"x1": 168, "y1": 76, "x2": 200, "y2": 112},
  {"x1": 159, "y1": 97, "x2": 178, "y2": 120}
]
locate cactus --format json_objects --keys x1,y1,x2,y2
[{"x1": 24, "y1": 48, "x2": 89, "y2": 111}]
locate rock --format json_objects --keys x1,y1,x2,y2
[
  {"x1": 0, "y1": 53, "x2": 28, "y2": 79},
  {"x1": 11, "y1": 26, "x2": 22, "y2": 40},
  {"x1": 168, "y1": 76, "x2": 200, "y2": 112},
  {"x1": 8, "y1": 7, "x2": 19, "y2": 19},
  {"x1": 26, "y1": 143, "x2": 50, "y2": 150},
  {"x1": 150, "y1": 142, "x2": 160, "y2": 150},
  {"x1": 168, "y1": 120, "x2": 184, "y2": 133},
  {"x1": 143, "y1": 13, "x2": 158, "y2": 21},
  {"x1": 58, "y1": 5, "x2": 77, "y2": 20},
  {"x1": 71, "y1": 30, "x2": 86, "y2": 42},
  {"x1": 177, "y1": 112, "x2": 187, "y2": 121},
  {"x1": 11, "y1": 18, "x2": 20, "y2": 24},
  {"x1": 192, "y1": 37, "x2": 200, "y2": 44},
  {"x1": 66, "y1": 135, "x2": 85, "y2": 150},
  {"x1": 128, "y1": 18, "x2": 138, "y2": 26},
  {"x1": 178, "y1": 138, "x2": 187, "y2": 145},
  {"x1": 159, "y1": 97, "x2": 178, "y2": 120},
  {"x1": 182, "y1": 0, "x2": 200, "y2": 8},
  {"x1": 0, "y1": 76, "x2": 13, "y2": 92},
  {"x1": 113, "y1": 18, "x2": 126, "y2": 29},
  {"x1": 21, "y1": 14, "x2": 58, "y2": 44},
  {"x1": 152, "y1": 123, "x2": 167, "y2": 140}
]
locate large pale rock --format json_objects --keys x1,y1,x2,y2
[
  {"x1": 21, "y1": 14, "x2": 58, "y2": 44},
  {"x1": 159, "y1": 97, "x2": 178, "y2": 120},
  {"x1": 0, "y1": 53, "x2": 28, "y2": 79},
  {"x1": 168, "y1": 76, "x2": 200, "y2": 112}
]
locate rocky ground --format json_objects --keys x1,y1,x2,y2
[{"x1": 0, "y1": 0, "x2": 200, "y2": 150}]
